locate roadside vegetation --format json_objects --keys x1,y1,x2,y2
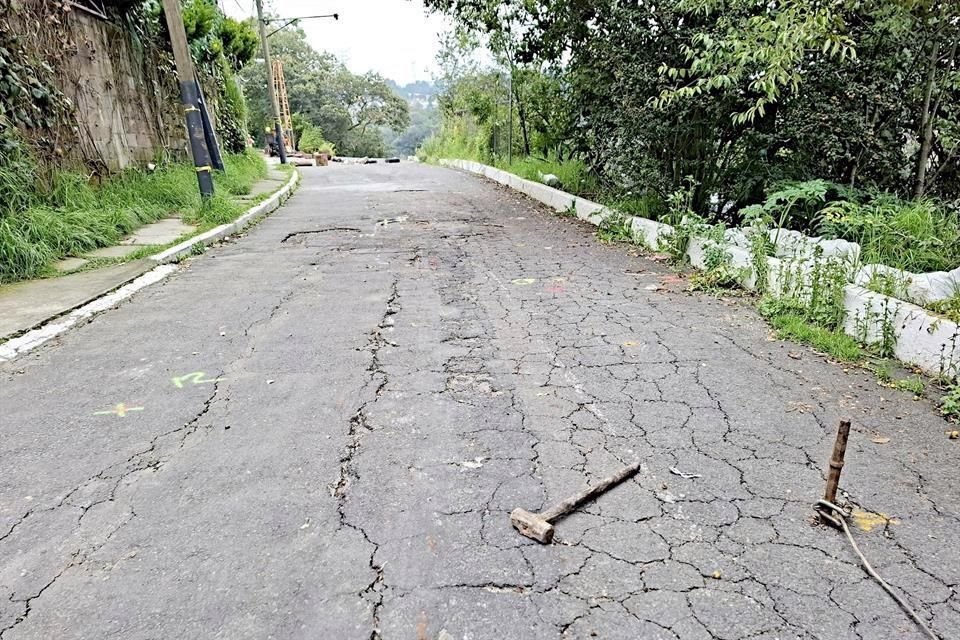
[
  {"x1": 0, "y1": 0, "x2": 273, "y2": 285},
  {"x1": 421, "y1": 0, "x2": 960, "y2": 414},
  {"x1": 0, "y1": 151, "x2": 266, "y2": 284},
  {"x1": 420, "y1": 0, "x2": 960, "y2": 274}
]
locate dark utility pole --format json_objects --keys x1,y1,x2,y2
[
  {"x1": 255, "y1": 0, "x2": 288, "y2": 164},
  {"x1": 195, "y1": 73, "x2": 225, "y2": 172},
  {"x1": 161, "y1": 0, "x2": 215, "y2": 197}
]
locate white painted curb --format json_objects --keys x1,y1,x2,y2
[
  {"x1": 0, "y1": 169, "x2": 301, "y2": 363},
  {"x1": 440, "y1": 158, "x2": 960, "y2": 379},
  {"x1": 152, "y1": 168, "x2": 300, "y2": 264}
]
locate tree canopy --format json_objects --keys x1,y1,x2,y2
[
  {"x1": 423, "y1": 0, "x2": 960, "y2": 210},
  {"x1": 238, "y1": 26, "x2": 409, "y2": 157}
]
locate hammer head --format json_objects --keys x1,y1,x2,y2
[{"x1": 510, "y1": 508, "x2": 555, "y2": 544}]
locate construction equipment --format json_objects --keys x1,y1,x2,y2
[{"x1": 511, "y1": 461, "x2": 642, "y2": 543}]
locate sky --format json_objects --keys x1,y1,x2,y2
[{"x1": 221, "y1": 0, "x2": 450, "y2": 85}]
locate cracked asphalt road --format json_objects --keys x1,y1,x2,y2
[{"x1": 1, "y1": 163, "x2": 959, "y2": 639}]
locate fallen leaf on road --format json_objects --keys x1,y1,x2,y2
[
  {"x1": 416, "y1": 613, "x2": 429, "y2": 640},
  {"x1": 948, "y1": 431, "x2": 960, "y2": 440},
  {"x1": 711, "y1": 570, "x2": 722, "y2": 580},
  {"x1": 511, "y1": 278, "x2": 537, "y2": 285},
  {"x1": 644, "y1": 284, "x2": 660, "y2": 292},
  {"x1": 870, "y1": 435, "x2": 891, "y2": 444},
  {"x1": 622, "y1": 341, "x2": 640, "y2": 347},
  {"x1": 788, "y1": 352, "x2": 802, "y2": 360}
]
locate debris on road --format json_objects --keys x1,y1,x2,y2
[
  {"x1": 458, "y1": 457, "x2": 487, "y2": 469},
  {"x1": 669, "y1": 466, "x2": 702, "y2": 479},
  {"x1": 376, "y1": 215, "x2": 409, "y2": 226},
  {"x1": 511, "y1": 461, "x2": 642, "y2": 543}
]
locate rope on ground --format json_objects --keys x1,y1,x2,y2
[{"x1": 817, "y1": 499, "x2": 940, "y2": 640}]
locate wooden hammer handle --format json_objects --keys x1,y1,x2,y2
[{"x1": 540, "y1": 461, "x2": 643, "y2": 522}]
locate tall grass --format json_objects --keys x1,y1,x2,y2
[
  {"x1": 819, "y1": 196, "x2": 960, "y2": 273},
  {"x1": 418, "y1": 120, "x2": 490, "y2": 165},
  {"x1": 0, "y1": 150, "x2": 267, "y2": 284},
  {"x1": 495, "y1": 155, "x2": 597, "y2": 197}
]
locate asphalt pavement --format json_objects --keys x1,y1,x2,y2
[{"x1": 1, "y1": 163, "x2": 958, "y2": 639}]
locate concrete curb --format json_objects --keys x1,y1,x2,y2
[
  {"x1": 440, "y1": 158, "x2": 960, "y2": 379},
  {"x1": 0, "y1": 169, "x2": 301, "y2": 363},
  {"x1": 152, "y1": 168, "x2": 300, "y2": 264}
]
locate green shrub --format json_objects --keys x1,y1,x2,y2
[
  {"x1": 496, "y1": 155, "x2": 596, "y2": 196},
  {"x1": 603, "y1": 193, "x2": 667, "y2": 221},
  {"x1": 820, "y1": 196, "x2": 960, "y2": 273},
  {"x1": 298, "y1": 125, "x2": 335, "y2": 155},
  {"x1": 941, "y1": 384, "x2": 960, "y2": 421}
]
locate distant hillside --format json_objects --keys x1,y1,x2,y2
[
  {"x1": 387, "y1": 80, "x2": 438, "y2": 108},
  {"x1": 384, "y1": 79, "x2": 439, "y2": 156}
]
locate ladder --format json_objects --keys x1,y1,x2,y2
[{"x1": 272, "y1": 59, "x2": 295, "y2": 149}]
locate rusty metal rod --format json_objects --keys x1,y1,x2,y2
[{"x1": 823, "y1": 419, "x2": 851, "y2": 505}]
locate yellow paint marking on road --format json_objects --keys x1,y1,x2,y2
[
  {"x1": 851, "y1": 509, "x2": 900, "y2": 532},
  {"x1": 94, "y1": 403, "x2": 144, "y2": 417}
]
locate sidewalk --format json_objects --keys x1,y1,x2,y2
[{"x1": 0, "y1": 167, "x2": 295, "y2": 341}]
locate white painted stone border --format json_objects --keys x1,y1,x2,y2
[
  {"x1": 441, "y1": 158, "x2": 960, "y2": 378},
  {"x1": 0, "y1": 168, "x2": 301, "y2": 363}
]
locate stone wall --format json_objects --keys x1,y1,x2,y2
[{"x1": 58, "y1": 10, "x2": 188, "y2": 171}]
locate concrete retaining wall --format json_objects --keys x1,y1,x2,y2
[{"x1": 441, "y1": 159, "x2": 960, "y2": 379}]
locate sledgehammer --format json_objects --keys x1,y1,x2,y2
[{"x1": 511, "y1": 461, "x2": 643, "y2": 544}]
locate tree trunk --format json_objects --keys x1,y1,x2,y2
[
  {"x1": 914, "y1": 39, "x2": 941, "y2": 198},
  {"x1": 513, "y1": 82, "x2": 531, "y2": 156}
]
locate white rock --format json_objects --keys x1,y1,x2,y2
[
  {"x1": 854, "y1": 264, "x2": 906, "y2": 289},
  {"x1": 908, "y1": 271, "x2": 960, "y2": 304},
  {"x1": 767, "y1": 228, "x2": 860, "y2": 263},
  {"x1": 724, "y1": 228, "x2": 751, "y2": 249},
  {"x1": 540, "y1": 173, "x2": 561, "y2": 187},
  {"x1": 769, "y1": 229, "x2": 809, "y2": 258},
  {"x1": 815, "y1": 238, "x2": 861, "y2": 262}
]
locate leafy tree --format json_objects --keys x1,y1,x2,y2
[
  {"x1": 425, "y1": 0, "x2": 960, "y2": 209},
  {"x1": 238, "y1": 26, "x2": 409, "y2": 156}
]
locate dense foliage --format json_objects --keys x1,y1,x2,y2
[
  {"x1": 146, "y1": 0, "x2": 260, "y2": 153},
  {"x1": 238, "y1": 26, "x2": 410, "y2": 157},
  {"x1": 423, "y1": 0, "x2": 960, "y2": 239},
  {"x1": 0, "y1": 1, "x2": 264, "y2": 283}
]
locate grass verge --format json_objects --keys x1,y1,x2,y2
[
  {"x1": 766, "y1": 312, "x2": 864, "y2": 362},
  {"x1": 0, "y1": 151, "x2": 268, "y2": 284}
]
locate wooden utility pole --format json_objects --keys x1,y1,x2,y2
[
  {"x1": 255, "y1": 0, "x2": 288, "y2": 164},
  {"x1": 160, "y1": 0, "x2": 215, "y2": 197}
]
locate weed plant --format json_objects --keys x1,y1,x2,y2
[
  {"x1": 820, "y1": 196, "x2": 960, "y2": 273},
  {"x1": 0, "y1": 151, "x2": 266, "y2": 283}
]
